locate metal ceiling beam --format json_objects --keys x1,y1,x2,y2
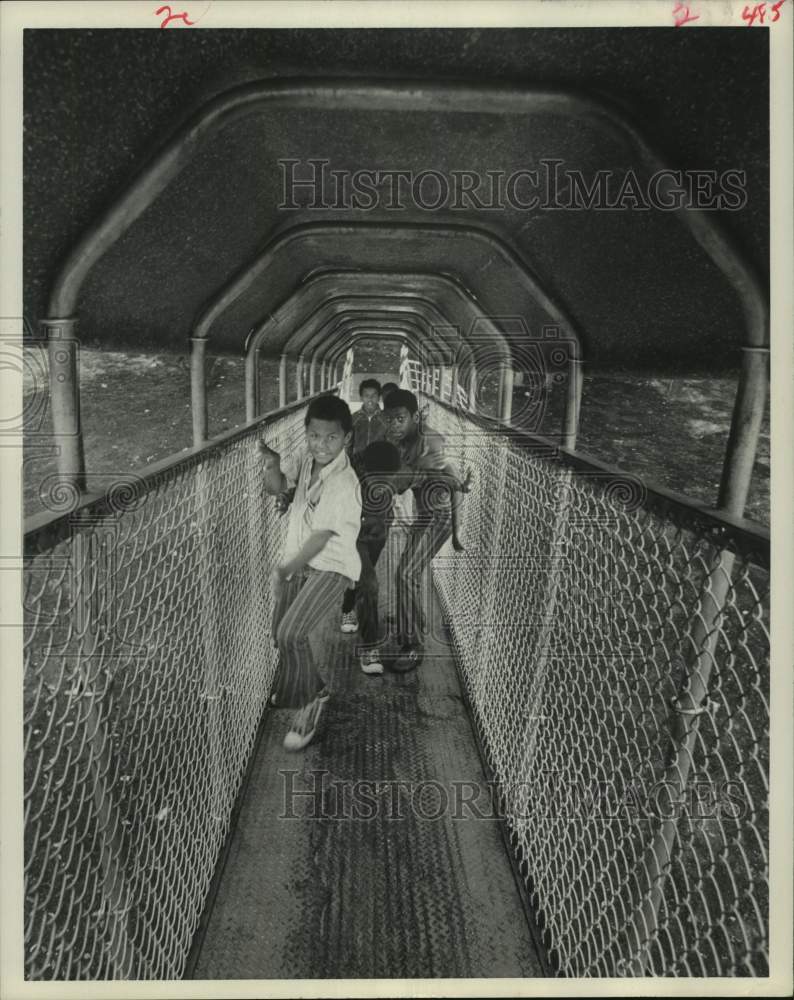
[
  {"x1": 243, "y1": 270, "x2": 505, "y2": 360},
  {"x1": 248, "y1": 317, "x2": 436, "y2": 418},
  {"x1": 44, "y1": 78, "x2": 766, "y2": 511}
]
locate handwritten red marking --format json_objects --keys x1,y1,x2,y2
[
  {"x1": 155, "y1": 5, "x2": 196, "y2": 28},
  {"x1": 771, "y1": 0, "x2": 787, "y2": 20},
  {"x1": 672, "y1": 2, "x2": 700, "y2": 26},
  {"x1": 742, "y1": 2, "x2": 767, "y2": 24}
]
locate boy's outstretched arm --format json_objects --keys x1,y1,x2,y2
[
  {"x1": 445, "y1": 462, "x2": 474, "y2": 551},
  {"x1": 258, "y1": 440, "x2": 289, "y2": 494},
  {"x1": 436, "y1": 461, "x2": 470, "y2": 552},
  {"x1": 271, "y1": 530, "x2": 334, "y2": 590}
]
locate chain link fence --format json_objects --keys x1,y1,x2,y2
[
  {"x1": 23, "y1": 383, "x2": 770, "y2": 979},
  {"x1": 23, "y1": 398, "x2": 311, "y2": 979},
  {"x1": 424, "y1": 393, "x2": 770, "y2": 977}
]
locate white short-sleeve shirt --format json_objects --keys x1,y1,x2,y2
[{"x1": 280, "y1": 446, "x2": 362, "y2": 583}]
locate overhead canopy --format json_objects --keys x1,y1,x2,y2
[
  {"x1": 25, "y1": 29, "x2": 768, "y2": 369},
  {"x1": 244, "y1": 271, "x2": 511, "y2": 367}
]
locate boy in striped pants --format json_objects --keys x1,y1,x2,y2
[{"x1": 259, "y1": 395, "x2": 362, "y2": 751}]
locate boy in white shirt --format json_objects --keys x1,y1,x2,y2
[{"x1": 259, "y1": 395, "x2": 362, "y2": 751}]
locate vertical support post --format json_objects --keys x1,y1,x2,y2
[
  {"x1": 399, "y1": 344, "x2": 410, "y2": 388},
  {"x1": 43, "y1": 317, "x2": 86, "y2": 493},
  {"x1": 468, "y1": 363, "x2": 477, "y2": 414},
  {"x1": 562, "y1": 356, "x2": 585, "y2": 450},
  {"x1": 521, "y1": 465, "x2": 573, "y2": 768},
  {"x1": 500, "y1": 363, "x2": 514, "y2": 423},
  {"x1": 623, "y1": 343, "x2": 768, "y2": 974},
  {"x1": 342, "y1": 347, "x2": 355, "y2": 400},
  {"x1": 309, "y1": 357, "x2": 317, "y2": 396},
  {"x1": 244, "y1": 346, "x2": 257, "y2": 423},
  {"x1": 717, "y1": 346, "x2": 769, "y2": 516},
  {"x1": 253, "y1": 346, "x2": 261, "y2": 418},
  {"x1": 295, "y1": 355, "x2": 305, "y2": 400},
  {"x1": 278, "y1": 354, "x2": 287, "y2": 408},
  {"x1": 190, "y1": 336, "x2": 208, "y2": 446},
  {"x1": 621, "y1": 546, "x2": 736, "y2": 975},
  {"x1": 450, "y1": 364, "x2": 459, "y2": 406}
]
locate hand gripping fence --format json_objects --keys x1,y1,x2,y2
[
  {"x1": 22, "y1": 389, "x2": 769, "y2": 979},
  {"x1": 422, "y1": 393, "x2": 769, "y2": 978},
  {"x1": 23, "y1": 399, "x2": 310, "y2": 980}
]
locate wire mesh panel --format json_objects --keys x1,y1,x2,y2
[
  {"x1": 23, "y1": 402, "x2": 309, "y2": 980},
  {"x1": 423, "y1": 394, "x2": 770, "y2": 978}
]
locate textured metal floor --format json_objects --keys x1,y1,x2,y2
[{"x1": 192, "y1": 547, "x2": 541, "y2": 980}]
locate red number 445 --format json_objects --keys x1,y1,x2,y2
[{"x1": 742, "y1": 0, "x2": 786, "y2": 25}]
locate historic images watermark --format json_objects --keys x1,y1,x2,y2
[
  {"x1": 279, "y1": 159, "x2": 748, "y2": 213},
  {"x1": 279, "y1": 769, "x2": 748, "y2": 823}
]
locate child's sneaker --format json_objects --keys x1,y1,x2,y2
[
  {"x1": 340, "y1": 611, "x2": 358, "y2": 634},
  {"x1": 387, "y1": 642, "x2": 424, "y2": 674},
  {"x1": 360, "y1": 648, "x2": 384, "y2": 676},
  {"x1": 283, "y1": 689, "x2": 330, "y2": 752}
]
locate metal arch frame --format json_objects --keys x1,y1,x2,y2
[
  {"x1": 191, "y1": 221, "x2": 589, "y2": 439},
  {"x1": 243, "y1": 270, "x2": 506, "y2": 419},
  {"x1": 248, "y1": 304, "x2": 455, "y2": 416},
  {"x1": 317, "y1": 323, "x2": 413, "y2": 394},
  {"x1": 311, "y1": 312, "x2": 454, "y2": 374},
  {"x1": 194, "y1": 221, "x2": 581, "y2": 350},
  {"x1": 249, "y1": 315, "x2": 444, "y2": 418},
  {"x1": 282, "y1": 302, "x2": 461, "y2": 381},
  {"x1": 255, "y1": 310, "x2": 452, "y2": 415},
  {"x1": 48, "y1": 79, "x2": 764, "y2": 335},
  {"x1": 243, "y1": 270, "x2": 505, "y2": 357},
  {"x1": 310, "y1": 314, "x2": 448, "y2": 397},
  {"x1": 44, "y1": 77, "x2": 766, "y2": 517},
  {"x1": 280, "y1": 280, "x2": 491, "y2": 360},
  {"x1": 302, "y1": 312, "x2": 450, "y2": 382},
  {"x1": 324, "y1": 331, "x2": 402, "y2": 374}
]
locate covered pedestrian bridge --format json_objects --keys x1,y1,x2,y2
[{"x1": 23, "y1": 72, "x2": 769, "y2": 982}]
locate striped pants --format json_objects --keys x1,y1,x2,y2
[
  {"x1": 271, "y1": 567, "x2": 352, "y2": 708},
  {"x1": 395, "y1": 511, "x2": 452, "y2": 647}
]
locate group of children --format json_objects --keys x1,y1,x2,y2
[{"x1": 258, "y1": 378, "x2": 471, "y2": 751}]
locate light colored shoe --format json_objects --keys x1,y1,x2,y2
[
  {"x1": 283, "y1": 690, "x2": 330, "y2": 752},
  {"x1": 360, "y1": 648, "x2": 384, "y2": 676},
  {"x1": 340, "y1": 611, "x2": 358, "y2": 634}
]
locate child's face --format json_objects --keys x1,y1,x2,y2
[
  {"x1": 360, "y1": 388, "x2": 380, "y2": 413},
  {"x1": 385, "y1": 406, "x2": 420, "y2": 441},
  {"x1": 305, "y1": 417, "x2": 350, "y2": 467}
]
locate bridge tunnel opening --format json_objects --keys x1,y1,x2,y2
[{"x1": 20, "y1": 28, "x2": 772, "y2": 985}]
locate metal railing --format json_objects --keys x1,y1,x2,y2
[
  {"x1": 23, "y1": 397, "x2": 313, "y2": 979},
  {"x1": 22, "y1": 380, "x2": 770, "y2": 979},
  {"x1": 423, "y1": 393, "x2": 769, "y2": 977}
]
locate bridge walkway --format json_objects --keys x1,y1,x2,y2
[{"x1": 190, "y1": 567, "x2": 541, "y2": 979}]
